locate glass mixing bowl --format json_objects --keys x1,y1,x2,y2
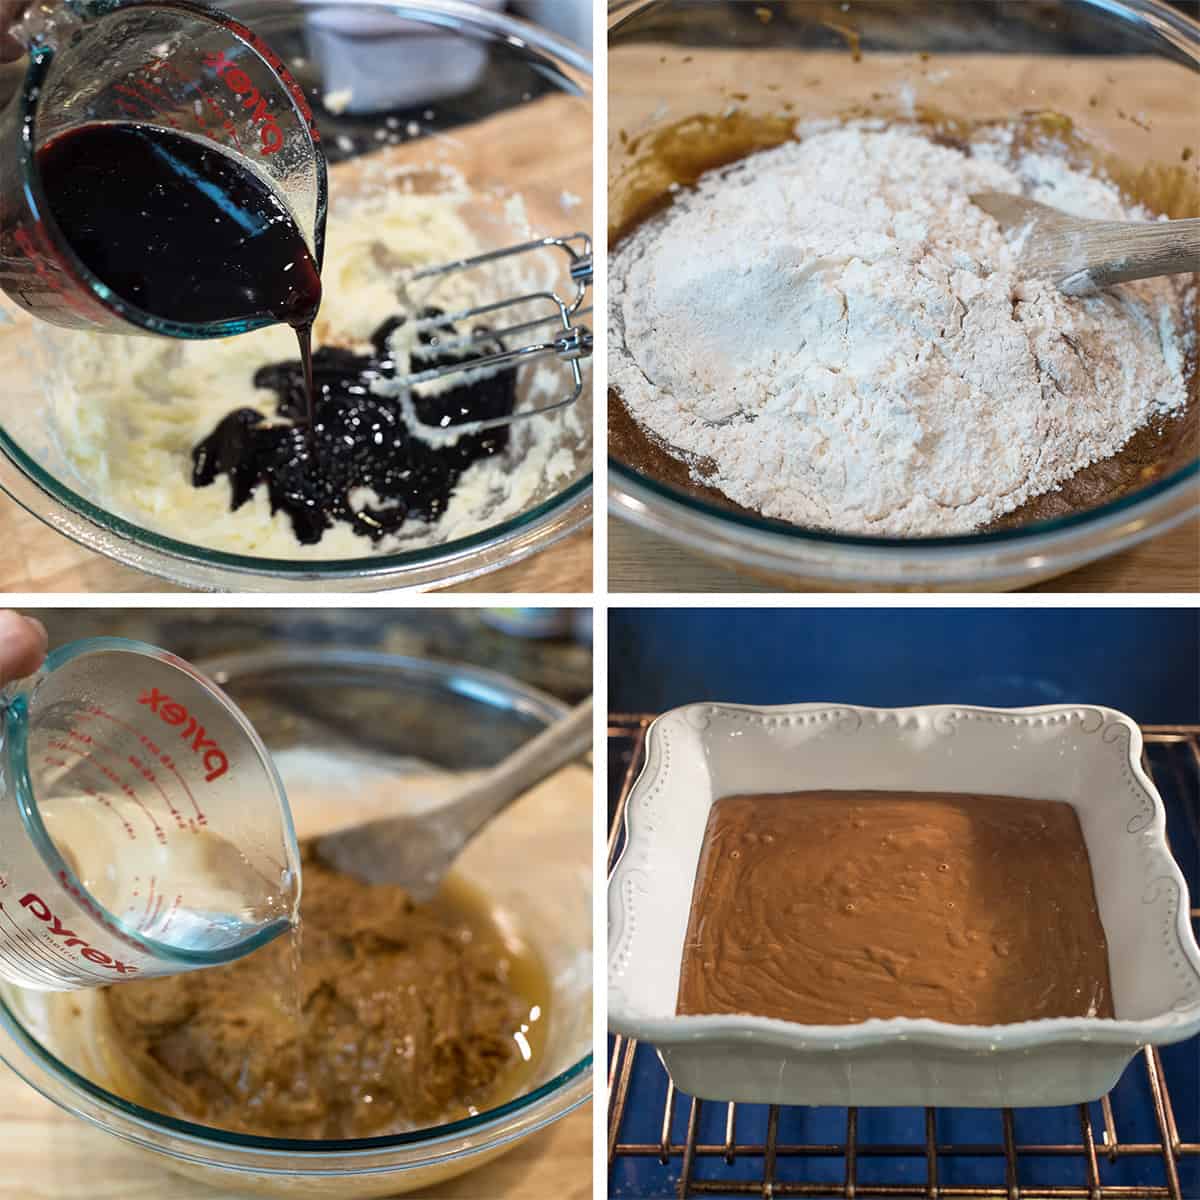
[
  {"x1": 0, "y1": 0, "x2": 592, "y2": 592},
  {"x1": 0, "y1": 650, "x2": 592, "y2": 1198},
  {"x1": 608, "y1": 0, "x2": 1199, "y2": 591}
]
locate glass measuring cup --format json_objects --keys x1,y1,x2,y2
[
  {"x1": 0, "y1": 0, "x2": 327, "y2": 338},
  {"x1": 0, "y1": 637, "x2": 300, "y2": 990}
]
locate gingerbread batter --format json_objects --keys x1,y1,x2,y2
[
  {"x1": 677, "y1": 791, "x2": 1113, "y2": 1025},
  {"x1": 104, "y1": 846, "x2": 547, "y2": 1138}
]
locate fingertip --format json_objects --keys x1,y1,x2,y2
[
  {"x1": 23, "y1": 615, "x2": 48, "y2": 649},
  {"x1": 0, "y1": 610, "x2": 48, "y2": 685}
]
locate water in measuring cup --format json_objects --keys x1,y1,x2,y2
[
  {"x1": 39, "y1": 793, "x2": 296, "y2": 955},
  {"x1": 37, "y1": 122, "x2": 322, "y2": 423}
]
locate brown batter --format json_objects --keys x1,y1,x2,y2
[
  {"x1": 676, "y1": 791, "x2": 1113, "y2": 1025},
  {"x1": 610, "y1": 110, "x2": 1198, "y2": 533},
  {"x1": 103, "y1": 846, "x2": 548, "y2": 1138}
]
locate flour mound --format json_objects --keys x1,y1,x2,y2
[{"x1": 610, "y1": 124, "x2": 1192, "y2": 537}]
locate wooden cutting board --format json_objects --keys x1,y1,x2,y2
[{"x1": 0, "y1": 1077, "x2": 591, "y2": 1200}]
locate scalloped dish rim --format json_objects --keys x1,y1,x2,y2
[{"x1": 607, "y1": 701, "x2": 1200, "y2": 1051}]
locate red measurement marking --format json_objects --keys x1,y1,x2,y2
[
  {"x1": 158, "y1": 890, "x2": 183, "y2": 938},
  {"x1": 55, "y1": 870, "x2": 150, "y2": 964},
  {"x1": 0, "y1": 905, "x2": 76, "y2": 985},
  {"x1": 80, "y1": 707, "x2": 208, "y2": 826},
  {"x1": 200, "y1": 91, "x2": 244, "y2": 153},
  {"x1": 139, "y1": 875, "x2": 159, "y2": 933},
  {"x1": 131, "y1": 73, "x2": 171, "y2": 102},
  {"x1": 43, "y1": 737, "x2": 166, "y2": 844},
  {"x1": 127, "y1": 753, "x2": 186, "y2": 830},
  {"x1": 11, "y1": 227, "x2": 95, "y2": 315},
  {"x1": 82, "y1": 784, "x2": 137, "y2": 841},
  {"x1": 113, "y1": 82, "x2": 173, "y2": 120},
  {"x1": 38, "y1": 752, "x2": 138, "y2": 841},
  {"x1": 143, "y1": 57, "x2": 189, "y2": 82}
]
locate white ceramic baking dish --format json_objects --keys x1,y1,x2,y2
[{"x1": 607, "y1": 703, "x2": 1200, "y2": 1109}]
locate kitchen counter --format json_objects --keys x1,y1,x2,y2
[
  {"x1": 0, "y1": 1082, "x2": 591, "y2": 1200},
  {"x1": 609, "y1": 518, "x2": 1200, "y2": 593},
  {"x1": 0, "y1": 495, "x2": 592, "y2": 595}
]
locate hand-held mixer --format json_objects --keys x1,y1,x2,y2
[{"x1": 391, "y1": 233, "x2": 594, "y2": 437}]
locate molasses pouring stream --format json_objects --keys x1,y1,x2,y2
[
  {"x1": 0, "y1": 638, "x2": 301, "y2": 990},
  {"x1": 0, "y1": 0, "x2": 327, "y2": 421}
]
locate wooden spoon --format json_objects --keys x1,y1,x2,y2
[
  {"x1": 971, "y1": 191, "x2": 1200, "y2": 296},
  {"x1": 315, "y1": 696, "x2": 593, "y2": 899}
]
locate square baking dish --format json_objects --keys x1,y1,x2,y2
[{"x1": 607, "y1": 703, "x2": 1200, "y2": 1109}]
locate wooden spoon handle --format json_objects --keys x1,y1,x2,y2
[
  {"x1": 1053, "y1": 218, "x2": 1200, "y2": 294},
  {"x1": 452, "y1": 696, "x2": 594, "y2": 836}
]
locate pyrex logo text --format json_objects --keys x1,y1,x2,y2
[
  {"x1": 18, "y1": 894, "x2": 137, "y2": 974},
  {"x1": 139, "y1": 688, "x2": 230, "y2": 782},
  {"x1": 203, "y1": 51, "x2": 284, "y2": 155}
]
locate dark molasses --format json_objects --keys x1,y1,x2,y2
[
  {"x1": 192, "y1": 313, "x2": 517, "y2": 546},
  {"x1": 37, "y1": 123, "x2": 322, "y2": 332}
]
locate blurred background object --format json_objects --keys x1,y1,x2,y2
[
  {"x1": 513, "y1": 0, "x2": 590, "y2": 49},
  {"x1": 31, "y1": 609, "x2": 592, "y2": 703},
  {"x1": 305, "y1": 0, "x2": 589, "y2": 115}
]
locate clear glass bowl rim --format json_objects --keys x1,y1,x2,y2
[
  {"x1": 0, "y1": 0, "x2": 593, "y2": 582},
  {"x1": 0, "y1": 648, "x2": 593, "y2": 1163},
  {"x1": 607, "y1": 0, "x2": 1200, "y2": 558}
]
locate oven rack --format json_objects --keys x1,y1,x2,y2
[{"x1": 606, "y1": 716, "x2": 1200, "y2": 1200}]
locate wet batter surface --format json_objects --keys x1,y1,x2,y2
[
  {"x1": 676, "y1": 791, "x2": 1113, "y2": 1025},
  {"x1": 103, "y1": 846, "x2": 547, "y2": 1139}
]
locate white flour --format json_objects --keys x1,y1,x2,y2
[{"x1": 610, "y1": 123, "x2": 1193, "y2": 536}]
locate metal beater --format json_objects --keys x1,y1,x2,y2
[{"x1": 394, "y1": 232, "x2": 593, "y2": 436}]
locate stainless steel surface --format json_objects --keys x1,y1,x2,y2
[{"x1": 404, "y1": 234, "x2": 593, "y2": 432}]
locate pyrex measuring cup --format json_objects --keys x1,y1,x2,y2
[
  {"x1": 0, "y1": 0, "x2": 327, "y2": 337},
  {"x1": 0, "y1": 637, "x2": 300, "y2": 990}
]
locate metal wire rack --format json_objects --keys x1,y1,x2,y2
[{"x1": 607, "y1": 715, "x2": 1200, "y2": 1200}]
